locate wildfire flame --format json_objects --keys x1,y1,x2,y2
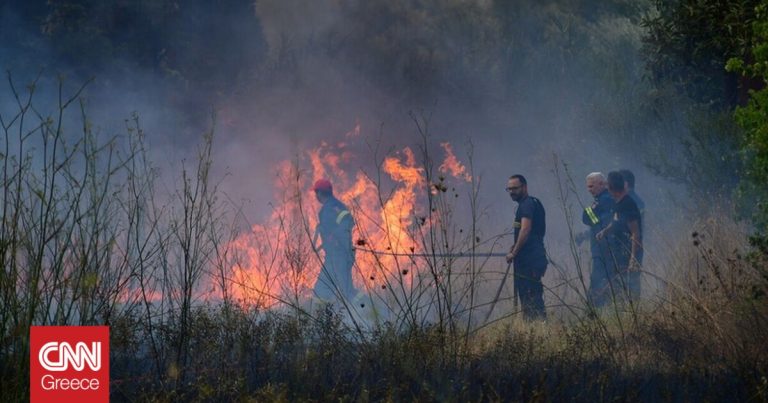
[
  {"x1": 438, "y1": 142, "x2": 472, "y2": 182},
  {"x1": 226, "y1": 126, "x2": 471, "y2": 308}
]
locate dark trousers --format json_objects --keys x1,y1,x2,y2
[
  {"x1": 588, "y1": 252, "x2": 611, "y2": 307},
  {"x1": 514, "y1": 266, "x2": 546, "y2": 320},
  {"x1": 592, "y1": 261, "x2": 641, "y2": 307}
]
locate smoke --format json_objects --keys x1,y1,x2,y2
[{"x1": 1, "y1": 0, "x2": 691, "y2": 296}]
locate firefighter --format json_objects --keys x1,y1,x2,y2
[
  {"x1": 619, "y1": 169, "x2": 644, "y2": 301},
  {"x1": 311, "y1": 179, "x2": 356, "y2": 303},
  {"x1": 505, "y1": 174, "x2": 548, "y2": 320},
  {"x1": 596, "y1": 171, "x2": 642, "y2": 304},
  {"x1": 580, "y1": 172, "x2": 615, "y2": 307},
  {"x1": 619, "y1": 169, "x2": 644, "y2": 258}
]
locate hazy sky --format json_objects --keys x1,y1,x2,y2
[{"x1": 0, "y1": 0, "x2": 692, "y2": 288}]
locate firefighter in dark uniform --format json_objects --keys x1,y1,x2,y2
[
  {"x1": 505, "y1": 174, "x2": 548, "y2": 320},
  {"x1": 581, "y1": 172, "x2": 615, "y2": 307},
  {"x1": 597, "y1": 171, "x2": 642, "y2": 304},
  {"x1": 619, "y1": 169, "x2": 644, "y2": 301},
  {"x1": 311, "y1": 179, "x2": 356, "y2": 302}
]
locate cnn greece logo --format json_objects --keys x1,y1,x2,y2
[
  {"x1": 39, "y1": 341, "x2": 101, "y2": 371},
  {"x1": 30, "y1": 326, "x2": 109, "y2": 403}
]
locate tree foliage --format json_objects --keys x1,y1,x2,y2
[
  {"x1": 1, "y1": 0, "x2": 266, "y2": 112},
  {"x1": 7, "y1": 0, "x2": 758, "y2": 208},
  {"x1": 639, "y1": 0, "x2": 762, "y2": 203},
  {"x1": 727, "y1": 2, "x2": 768, "y2": 237},
  {"x1": 643, "y1": 0, "x2": 760, "y2": 108}
]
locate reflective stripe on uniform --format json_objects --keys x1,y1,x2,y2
[
  {"x1": 585, "y1": 206, "x2": 599, "y2": 225},
  {"x1": 336, "y1": 210, "x2": 350, "y2": 225}
]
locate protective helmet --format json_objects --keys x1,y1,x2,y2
[{"x1": 311, "y1": 179, "x2": 332, "y2": 193}]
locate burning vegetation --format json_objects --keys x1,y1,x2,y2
[
  {"x1": 1, "y1": 73, "x2": 766, "y2": 402},
  {"x1": 3, "y1": 0, "x2": 768, "y2": 401},
  {"x1": 226, "y1": 129, "x2": 485, "y2": 317}
]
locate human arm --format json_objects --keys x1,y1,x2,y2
[
  {"x1": 595, "y1": 222, "x2": 612, "y2": 241},
  {"x1": 574, "y1": 230, "x2": 590, "y2": 245},
  {"x1": 628, "y1": 218, "x2": 642, "y2": 270},
  {"x1": 506, "y1": 217, "x2": 532, "y2": 263},
  {"x1": 583, "y1": 201, "x2": 600, "y2": 226}
]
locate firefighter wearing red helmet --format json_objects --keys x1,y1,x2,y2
[{"x1": 311, "y1": 179, "x2": 356, "y2": 302}]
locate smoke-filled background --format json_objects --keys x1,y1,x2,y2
[
  {"x1": 0, "y1": 0, "x2": 741, "y2": 296},
  {"x1": 5, "y1": 1, "x2": 768, "y2": 401}
]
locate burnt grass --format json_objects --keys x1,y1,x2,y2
[{"x1": 107, "y1": 303, "x2": 768, "y2": 402}]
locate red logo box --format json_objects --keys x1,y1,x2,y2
[{"x1": 30, "y1": 326, "x2": 109, "y2": 403}]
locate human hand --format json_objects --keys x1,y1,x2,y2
[
  {"x1": 574, "y1": 232, "x2": 587, "y2": 245},
  {"x1": 506, "y1": 252, "x2": 515, "y2": 264}
]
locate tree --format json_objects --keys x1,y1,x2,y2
[
  {"x1": 640, "y1": 0, "x2": 762, "y2": 202},
  {"x1": 727, "y1": 2, "x2": 768, "y2": 241},
  {"x1": 643, "y1": 0, "x2": 761, "y2": 109}
]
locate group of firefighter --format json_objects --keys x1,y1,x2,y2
[
  {"x1": 577, "y1": 170, "x2": 644, "y2": 311},
  {"x1": 308, "y1": 169, "x2": 644, "y2": 321}
]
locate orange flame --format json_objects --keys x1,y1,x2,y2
[
  {"x1": 226, "y1": 127, "x2": 471, "y2": 308},
  {"x1": 345, "y1": 119, "x2": 361, "y2": 138},
  {"x1": 438, "y1": 142, "x2": 471, "y2": 182}
]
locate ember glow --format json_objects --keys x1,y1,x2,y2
[{"x1": 225, "y1": 129, "x2": 471, "y2": 308}]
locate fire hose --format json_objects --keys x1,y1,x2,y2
[
  {"x1": 352, "y1": 247, "x2": 507, "y2": 259},
  {"x1": 352, "y1": 246, "x2": 515, "y2": 323}
]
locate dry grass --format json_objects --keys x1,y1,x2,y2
[{"x1": 2, "y1": 77, "x2": 767, "y2": 402}]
